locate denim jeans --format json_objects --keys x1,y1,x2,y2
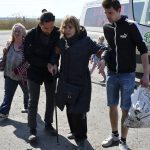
[
  {"x1": 27, "y1": 79, "x2": 56, "y2": 129},
  {"x1": 0, "y1": 77, "x2": 29, "y2": 115},
  {"x1": 106, "y1": 72, "x2": 135, "y2": 110}
]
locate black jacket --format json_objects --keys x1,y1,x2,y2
[
  {"x1": 24, "y1": 25, "x2": 60, "y2": 84},
  {"x1": 103, "y1": 15, "x2": 148, "y2": 73},
  {"x1": 56, "y1": 27, "x2": 107, "y2": 113}
]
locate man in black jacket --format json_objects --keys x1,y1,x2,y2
[
  {"x1": 99, "y1": 0, "x2": 149, "y2": 150},
  {"x1": 24, "y1": 12, "x2": 60, "y2": 141}
]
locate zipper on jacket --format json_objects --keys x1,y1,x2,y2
[{"x1": 114, "y1": 23, "x2": 118, "y2": 73}]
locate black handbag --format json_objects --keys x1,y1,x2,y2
[
  {"x1": 56, "y1": 81, "x2": 80, "y2": 107},
  {"x1": 63, "y1": 82, "x2": 80, "y2": 105}
]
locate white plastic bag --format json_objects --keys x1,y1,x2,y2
[{"x1": 124, "y1": 87, "x2": 150, "y2": 128}]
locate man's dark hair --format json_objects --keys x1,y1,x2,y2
[
  {"x1": 102, "y1": 0, "x2": 121, "y2": 11},
  {"x1": 41, "y1": 9, "x2": 47, "y2": 13},
  {"x1": 40, "y1": 12, "x2": 55, "y2": 23}
]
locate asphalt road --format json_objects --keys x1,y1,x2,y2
[{"x1": 0, "y1": 31, "x2": 150, "y2": 150}]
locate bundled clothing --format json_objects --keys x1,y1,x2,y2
[
  {"x1": 55, "y1": 26, "x2": 108, "y2": 142},
  {"x1": 56, "y1": 26, "x2": 107, "y2": 113}
]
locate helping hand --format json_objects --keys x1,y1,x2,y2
[{"x1": 47, "y1": 63, "x2": 57, "y2": 76}]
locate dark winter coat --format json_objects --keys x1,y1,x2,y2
[
  {"x1": 56, "y1": 27, "x2": 107, "y2": 113},
  {"x1": 24, "y1": 25, "x2": 60, "y2": 84}
]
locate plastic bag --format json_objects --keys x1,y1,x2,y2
[{"x1": 124, "y1": 87, "x2": 150, "y2": 128}]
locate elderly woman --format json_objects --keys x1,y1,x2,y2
[
  {"x1": 48, "y1": 16, "x2": 107, "y2": 150},
  {"x1": 0, "y1": 23, "x2": 29, "y2": 118}
]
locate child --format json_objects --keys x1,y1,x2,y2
[{"x1": 90, "y1": 36, "x2": 106, "y2": 82}]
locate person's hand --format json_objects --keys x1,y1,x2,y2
[
  {"x1": 98, "y1": 59, "x2": 105, "y2": 74},
  {"x1": 47, "y1": 63, "x2": 57, "y2": 76},
  {"x1": 140, "y1": 74, "x2": 149, "y2": 88},
  {"x1": 52, "y1": 64, "x2": 58, "y2": 76}
]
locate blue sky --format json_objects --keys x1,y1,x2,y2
[{"x1": 0, "y1": 0, "x2": 93, "y2": 18}]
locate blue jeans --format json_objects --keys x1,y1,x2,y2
[
  {"x1": 0, "y1": 77, "x2": 29, "y2": 115},
  {"x1": 106, "y1": 72, "x2": 135, "y2": 110}
]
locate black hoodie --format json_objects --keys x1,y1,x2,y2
[{"x1": 103, "y1": 15, "x2": 148, "y2": 73}]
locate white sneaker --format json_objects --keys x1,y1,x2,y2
[
  {"x1": 28, "y1": 134, "x2": 37, "y2": 142},
  {"x1": 28, "y1": 128, "x2": 37, "y2": 142},
  {"x1": 119, "y1": 141, "x2": 129, "y2": 150},
  {"x1": 0, "y1": 113, "x2": 8, "y2": 118},
  {"x1": 67, "y1": 132, "x2": 75, "y2": 140},
  {"x1": 102, "y1": 133, "x2": 119, "y2": 147}
]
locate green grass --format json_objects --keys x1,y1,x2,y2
[{"x1": 0, "y1": 18, "x2": 62, "y2": 30}]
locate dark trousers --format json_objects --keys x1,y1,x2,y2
[
  {"x1": 0, "y1": 77, "x2": 29, "y2": 114},
  {"x1": 27, "y1": 79, "x2": 56, "y2": 129},
  {"x1": 66, "y1": 107, "x2": 87, "y2": 141}
]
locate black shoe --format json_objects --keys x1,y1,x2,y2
[
  {"x1": 67, "y1": 132, "x2": 75, "y2": 140},
  {"x1": 28, "y1": 128, "x2": 37, "y2": 142},
  {"x1": 76, "y1": 139, "x2": 86, "y2": 150},
  {"x1": 0, "y1": 113, "x2": 8, "y2": 118},
  {"x1": 21, "y1": 108, "x2": 28, "y2": 113},
  {"x1": 45, "y1": 123, "x2": 57, "y2": 136}
]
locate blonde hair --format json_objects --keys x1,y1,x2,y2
[
  {"x1": 60, "y1": 16, "x2": 80, "y2": 38},
  {"x1": 11, "y1": 23, "x2": 26, "y2": 42}
]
